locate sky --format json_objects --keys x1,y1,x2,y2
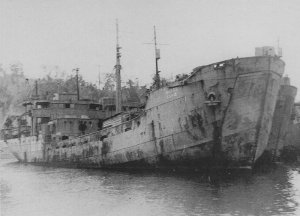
[{"x1": 0, "y1": 0, "x2": 300, "y2": 100}]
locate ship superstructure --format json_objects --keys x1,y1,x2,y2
[{"x1": 2, "y1": 92, "x2": 107, "y2": 161}]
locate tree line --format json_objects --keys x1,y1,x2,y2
[{"x1": 0, "y1": 63, "x2": 146, "y2": 126}]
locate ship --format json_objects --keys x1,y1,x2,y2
[
  {"x1": 0, "y1": 26, "x2": 286, "y2": 170},
  {"x1": 266, "y1": 76, "x2": 297, "y2": 160}
]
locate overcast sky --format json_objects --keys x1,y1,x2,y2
[{"x1": 1, "y1": 0, "x2": 299, "y2": 100}]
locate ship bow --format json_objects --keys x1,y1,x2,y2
[{"x1": 221, "y1": 57, "x2": 284, "y2": 167}]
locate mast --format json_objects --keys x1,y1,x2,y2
[
  {"x1": 75, "y1": 68, "x2": 80, "y2": 100},
  {"x1": 35, "y1": 80, "x2": 38, "y2": 97},
  {"x1": 144, "y1": 26, "x2": 167, "y2": 89},
  {"x1": 154, "y1": 26, "x2": 160, "y2": 89},
  {"x1": 115, "y1": 19, "x2": 122, "y2": 113}
]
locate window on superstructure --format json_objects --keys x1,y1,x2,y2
[
  {"x1": 70, "y1": 121, "x2": 73, "y2": 130},
  {"x1": 89, "y1": 104, "x2": 100, "y2": 110},
  {"x1": 65, "y1": 104, "x2": 71, "y2": 108},
  {"x1": 110, "y1": 105, "x2": 116, "y2": 111},
  {"x1": 62, "y1": 136, "x2": 68, "y2": 140}
]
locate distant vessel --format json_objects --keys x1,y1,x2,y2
[
  {"x1": 267, "y1": 76, "x2": 297, "y2": 159},
  {"x1": 0, "y1": 25, "x2": 285, "y2": 169}
]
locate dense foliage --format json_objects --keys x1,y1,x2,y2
[{"x1": 0, "y1": 63, "x2": 145, "y2": 126}]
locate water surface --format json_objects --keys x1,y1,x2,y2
[{"x1": 1, "y1": 159, "x2": 300, "y2": 216}]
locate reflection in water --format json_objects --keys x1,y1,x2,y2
[{"x1": 1, "y1": 159, "x2": 300, "y2": 216}]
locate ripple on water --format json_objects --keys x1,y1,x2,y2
[{"x1": 1, "y1": 160, "x2": 300, "y2": 216}]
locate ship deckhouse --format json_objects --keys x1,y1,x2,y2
[{"x1": 21, "y1": 93, "x2": 107, "y2": 143}]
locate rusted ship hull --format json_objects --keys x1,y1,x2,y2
[{"x1": 6, "y1": 56, "x2": 284, "y2": 169}]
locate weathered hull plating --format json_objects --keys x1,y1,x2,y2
[{"x1": 6, "y1": 56, "x2": 284, "y2": 169}]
